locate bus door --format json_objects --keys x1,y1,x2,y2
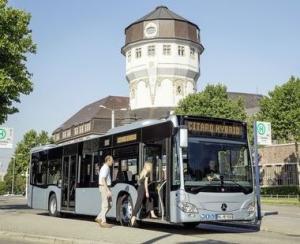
[
  {"x1": 143, "y1": 144, "x2": 166, "y2": 219},
  {"x1": 62, "y1": 155, "x2": 77, "y2": 210}
]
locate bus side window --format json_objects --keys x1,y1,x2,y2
[
  {"x1": 80, "y1": 153, "x2": 92, "y2": 187},
  {"x1": 112, "y1": 145, "x2": 139, "y2": 184}
]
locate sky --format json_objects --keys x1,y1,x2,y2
[{"x1": 1, "y1": 0, "x2": 300, "y2": 172}]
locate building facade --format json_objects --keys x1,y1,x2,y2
[
  {"x1": 121, "y1": 6, "x2": 204, "y2": 110},
  {"x1": 259, "y1": 143, "x2": 299, "y2": 187}
]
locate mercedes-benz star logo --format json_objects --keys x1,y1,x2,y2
[{"x1": 221, "y1": 203, "x2": 227, "y2": 211}]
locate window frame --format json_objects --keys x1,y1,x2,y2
[
  {"x1": 148, "y1": 45, "x2": 155, "y2": 56},
  {"x1": 135, "y1": 48, "x2": 142, "y2": 58},
  {"x1": 163, "y1": 45, "x2": 171, "y2": 56}
]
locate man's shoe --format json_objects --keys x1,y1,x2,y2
[
  {"x1": 100, "y1": 222, "x2": 113, "y2": 228},
  {"x1": 95, "y1": 218, "x2": 102, "y2": 224},
  {"x1": 95, "y1": 218, "x2": 102, "y2": 225}
]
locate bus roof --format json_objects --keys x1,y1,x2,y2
[
  {"x1": 30, "y1": 116, "x2": 177, "y2": 154},
  {"x1": 106, "y1": 118, "x2": 167, "y2": 135},
  {"x1": 30, "y1": 115, "x2": 246, "y2": 154},
  {"x1": 30, "y1": 144, "x2": 57, "y2": 153}
]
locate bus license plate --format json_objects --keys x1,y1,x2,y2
[{"x1": 217, "y1": 214, "x2": 233, "y2": 220}]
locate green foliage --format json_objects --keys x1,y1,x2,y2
[
  {"x1": 258, "y1": 76, "x2": 300, "y2": 142},
  {"x1": 175, "y1": 84, "x2": 247, "y2": 121},
  {"x1": 4, "y1": 130, "x2": 52, "y2": 193},
  {"x1": 0, "y1": 181, "x2": 7, "y2": 195},
  {"x1": 261, "y1": 186, "x2": 300, "y2": 196},
  {"x1": 0, "y1": 0, "x2": 36, "y2": 124}
]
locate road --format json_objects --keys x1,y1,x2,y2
[{"x1": 0, "y1": 196, "x2": 299, "y2": 244}]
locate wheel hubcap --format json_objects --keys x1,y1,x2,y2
[
  {"x1": 50, "y1": 199, "x2": 56, "y2": 214},
  {"x1": 121, "y1": 199, "x2": 132, "y2": 223}
]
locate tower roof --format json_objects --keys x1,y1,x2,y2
[{"x1": 126, "y1": 6, "x2": 199, "y2": 30}]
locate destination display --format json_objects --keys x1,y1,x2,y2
[
  {"x1": 116, "y1": 133, "x2": 137, "y2": 144},
  {"x1": 185, "y1": 120, "x2": 245, "y2": 139}
]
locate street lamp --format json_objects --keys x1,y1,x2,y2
[
  {"x1": 99, "y1": 105, "x2": 127, "y2": 128},
  {"x1": 11, "y1": 156, "x2": 16, "y2": 195},
  {"x1": 11, "y1": 153, "x2": 22, "y2": 195}
]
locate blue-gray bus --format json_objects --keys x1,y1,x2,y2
[{"x1": 27, "y1": 115, "x2": 259, "y2": 228}]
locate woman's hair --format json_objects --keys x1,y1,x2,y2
[{"x1": 139, "y1": 161, "x2": 152, "y2": 180}]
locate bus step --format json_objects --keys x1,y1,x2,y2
[{"x1": 140, "y1": 217, "x2": 170, "y2": 225}]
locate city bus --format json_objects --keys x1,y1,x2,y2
[{"x1": 27, "y1": 115, "x2": 260, "y2": 228}]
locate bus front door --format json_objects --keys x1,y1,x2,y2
[
  {"x1": 144, "y1": 145, "x2": 166, "y2": 219},
  {"x1": 62, "y1": 155, "x2": 76, "y2": 211}
]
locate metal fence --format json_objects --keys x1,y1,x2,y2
[{"x1": 261, "y1": 194, "x2": 300, "y2": 201}]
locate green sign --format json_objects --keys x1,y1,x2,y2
[
  {"x1": 256, "y1": 121, "x2": 272, "y2": 145},
  {"x1": 0, "y1": 128, "x2": 6, "y2": 139},
  {"x1": 257, "y1": 123, "x2": 266, "y2": 135},
  {"x1": 0, "y1": 127, "x2": 13, "y2": 149}
]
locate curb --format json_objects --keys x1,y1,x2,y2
[{"x1": 0, "y1": 231, "x2": 111, "y2": 244}]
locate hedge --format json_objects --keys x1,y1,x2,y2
[{"x1": 260, "y1": 186, "x2": 300, "y2": 195}]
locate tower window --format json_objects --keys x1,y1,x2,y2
[
  {"x1": 135, "y1": 48, "x2": 142, "y2": 58},
  {"x1": 163, "y1": 45, "x2": 171, "y2": 55},
  {"x1": 190, "y1": 47, "x2": 195, "y2": 58},
  {"x1": 178, "y1": 46, "x2": 185, "y2": 56},
  {"x1": 177, "y1": 85, "x2": 182, "y2": 95},
  {"x1": 148, "y1": 45, "x2": 155, "y2": 56},
  {"x1": 127, "y1": 51, "x2": 131, "y2": 62}
]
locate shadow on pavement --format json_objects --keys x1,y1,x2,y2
[
  {"x1": 0, "y1": 204, "x2": 30, "y2": 210},
  {"x1": 38, "y1": 211, "x2": 257, "y2": 237}
]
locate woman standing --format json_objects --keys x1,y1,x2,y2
[{"x1": 131, "y1": 161, "x2": 158, "y2": 226}]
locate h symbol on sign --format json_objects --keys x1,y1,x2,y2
[{"x1": 0, "y1": 129, "x2": 6, "y2": 139}]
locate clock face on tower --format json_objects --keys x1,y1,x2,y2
[{"x1": 144, "y1": 22, "x2": 157, "y2": 38}]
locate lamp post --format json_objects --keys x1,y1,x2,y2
[
  {"x1": 11, "y1": 153, "x2": 22, "y2": 195},
  {"x1": 99, "y1": 105, "x2": 127, "y2": 128},
  {"x1": 11, "y1": 156, "x2": 16, "y2": 195}
]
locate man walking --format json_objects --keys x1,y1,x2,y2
[{"x1": 95, "y1": 155, "x2": 113, "y2": 228}]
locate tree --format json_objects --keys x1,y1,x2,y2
[
  {"x1": 258, "y1": 76, "x2": 300, "y2": 186},
  {"x1": 0, "y1": 0, "x2": 36, "y2": 124},
  {"x1": 4, "y1": 130, "x2": 52, "y2": 194},
  {"x1": 258, "y1": 76, "x2": 300, "y2": 142},
  {"x1": 175, "y1": 84, "x2": 247, "y2": 121},
  {"x1": 0, "y1": 181, "x2": 6, "y2": 195}
]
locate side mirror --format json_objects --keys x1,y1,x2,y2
[{"x1": 179, "y1": 128, "x2": 188, "y2": 148}]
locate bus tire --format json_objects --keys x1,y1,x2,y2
[
  {"x1": 183, "y1": 222, "x2": 199, "y2": 229},
  {"x1": 117, "y1": 194, "x2": 134, "y2": 226},
  {"x1": 48, "y1": 193, "x2": 60, "y2": 217}
]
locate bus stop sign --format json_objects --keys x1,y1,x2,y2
[
  {"x1": 256, "y1": 121, "x2": 272, "y2": 146},
  {"x1": 0, "y1": 127, "x2": 13, "y2": 149}
]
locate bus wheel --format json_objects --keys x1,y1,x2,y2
[
  {"x1": 48, "y1": 194, "x2": 60, "y2": 217},
  {"x1": 183, "y1": 222, "x2": 199, "y2": 229},
  {"x1": 118, "y1": 194, "x2": 133, "y2": 226}
]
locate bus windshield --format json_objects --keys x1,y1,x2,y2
[{"x1": 183, "y1": 137, "x2": 253, "y2": 193}]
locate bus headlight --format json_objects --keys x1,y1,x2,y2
[
  {"x1": 177, "y1": 201, "x2": 199, "y2": 214},
  {"x1": 246, "y1": 201, "x2": 256, "y2": 216}
]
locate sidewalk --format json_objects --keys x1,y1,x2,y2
[{"x1": 0, "y1": 211, "x2": 203, "y2": 244}]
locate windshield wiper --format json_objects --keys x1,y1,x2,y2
[
  {"x1": 223, "y1": 180, "x2": 251, "y2": 193},
  {"x1": 190, "y1": 183, "x2": 219, "y2": 192}
]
